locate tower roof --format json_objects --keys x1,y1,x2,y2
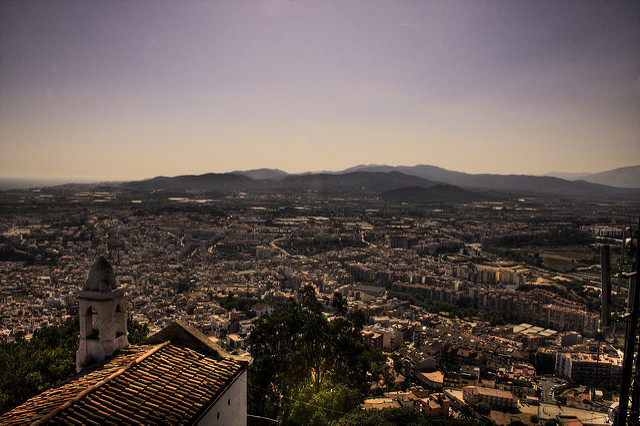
[{"x1": 83, "y1": 256, "x2": 119, "y2": 292}]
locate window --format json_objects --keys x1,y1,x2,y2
[
  {"x1": 86, "y1": 306, "x2": 99, "y2": 339},
  {"x1": 115, "y1": 303, "x2": 126, "y2": 337}
]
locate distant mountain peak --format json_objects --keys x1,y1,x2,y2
[
  {"x1": 544, "y1": 165, "x2": 639, "y2": 188},
  {"x1": 544, "y1": 171, "x2": 591, "y2": 180},
  {"x1": 580, "y1": 165, "x2": 640, "y2": 189},
  {"x1": 231, "y1": 168, "x2": 289, "y2": 181}
]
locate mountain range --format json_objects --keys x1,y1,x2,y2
[
  {"x1": 339, "y1": 164, "x2": 640, "y2": 191},
  {"x1": 122, "y1": 164, "x2": 640, "y2": 202},
  {"x1": 544, "y1": 165, "x2": 640, "y2": 188},
  {"x1": 229, "y1": 164, "x2": 639, "y2": 189},
  {"x1": 3, "y1": 164, "x2": 637, "y2": 202}
]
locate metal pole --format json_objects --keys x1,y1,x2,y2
[
  {"x1": 618, "y1": 218, "x2": 639, "y2": 426},
  {"x1": 630, "y1": 220, "x2": 640, "y2": 424},
  {"x1": 602, "y1": 244, "x2": 611, "y2": 328},
  {"x1": 618, "y1": 278, "x2": 638, "y2": 426},
  {"x1": 613, "y1": 228, "x2": 628, "y2": 338}
]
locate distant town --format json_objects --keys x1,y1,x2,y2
[{"x1": 0, "y1": 170, "x2": 638, "y2": 424}]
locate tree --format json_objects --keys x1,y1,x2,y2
[
  {"x1": 528, "y1": 352, "x2": 555, "y2": 375},
  {"x1": 391, "y1": 353, "x2": 403, "y2": 373},
  {"x1": 287, "y1": 381, "x2": 360, "y2": 425},
  {"x1": 333, "y1": 406, "x2": 480, "y2": 426},
  {"x1": 458, "y1": 404, "x2": 477, "y2": 421},
  {"x1": 484, "y1": 311, "x2": 505, "y2": 326},
  {"x1": 333, "y1": 406, "x2": 429, "y2": 425},
  {"x1": 127, "y1": 319, "x2": 149, "y2": 345},
  {"x1": 476, "y1": 401, "x2": 491, "y2": 416},
  {"x1": 299, "y1": 285, "x2": 323, "y2": 314},
  {"x1": 331, "y1": 291, "x2": 348, "y2": 316},
  {"x1": 247, "y1": 285, "x2": 389, "y2": 422},
  {"x1": 0, "y1": 318, "x2": 150, "y2": 415},
  {"x1": 0, "y1": 318, "x2": 78, "y2": 414}
]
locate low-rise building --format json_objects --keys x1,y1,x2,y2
[
  {"x1": 361, "y1": 398, "x2": 401, "y2": 410},
  {"x1": 250, "y1": 302, "x2": 273, "y2": 318},
  {"x1": 462, "y1": 386, "x2": 518, "y2": 412},
  {"x1": 415, "y1": 392, "x2": 450, "y2": 417},
  {"x1": 227, "y1": 333, "x2": 245, "y2": 349},
  {"x1": 362, "y1": 330, "x2": 384, "y2": 350},
  {"x1": 417, "y1": 370, "x2": 444, "y2": 390},
  {"x1": 443, "y1": 368, "x2": 479, "y2": 388}
]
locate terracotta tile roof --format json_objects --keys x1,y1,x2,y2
[
  {"x1": 0, "y1": 345, "x2": 151, "y2": 426},
  {"x1": 250, "y1": 302, "x2": 267, "y2": 311},
  {"x1": 1, "y1": 342, "x2": 246, "y2": 425}
]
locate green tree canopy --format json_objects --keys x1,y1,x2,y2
[
  {"x1": 0, "y1": 318, "x2": 79, "y2": 414},
  {"x1": 126, "y1": 319, "x2": 149, "y2": 345},
  {"x1": 476, "y1": 401, "x2": 491, "y2": 416},
  {"x1": 0, "y1": 318, "x2": 149, "y2": 415},
  {"x1": 528, "y1": 351, "x2": 555, "y2": 375},
  {"x1": 247, "y1": 286, "x2": 389, "y2": 422},
  {"x1": 483, "y1": 311, "x2": 505, "y2": 326},
  {"x1": 333, "y1": 406, "x2": 477, "y2": 426}
]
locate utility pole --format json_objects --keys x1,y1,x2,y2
[
  {"x1": 631, "y1": 220, "x2": 640, "y2": 424},
  {"x1": 617, "y1": 217, "x2": 639, "y2": 426},
  {"x1": 596, "y1": 244, "x2": 611, "y2": 395},
  {"x1": 601, "y1": 244, "x2": 611, "y2": 329},
  {"x1": 612, "y1": 228, "x2": 628, "y2": 338}
]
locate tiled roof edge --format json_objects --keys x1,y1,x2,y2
[
  {"x1": 31, "y1": 341, "x2": 171, "y2": 426},
  {"x1": 141, "y1": 320, "x2": 252, "y2": 365}
]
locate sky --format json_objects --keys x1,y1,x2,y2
[{"x1": 1, "y1": 0, "x2": 639, "y2": 181}]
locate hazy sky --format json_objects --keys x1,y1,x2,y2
[{"x1": 1, "y1": 0, "x2": 639, "y2": 181}]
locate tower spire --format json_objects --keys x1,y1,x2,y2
[{"x1": 76, "y1": 256, "x2": 129, "y2": 372}]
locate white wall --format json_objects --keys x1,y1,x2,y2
[{"x1": 198, "y1": 370, "x2": 247, "y2": 426}]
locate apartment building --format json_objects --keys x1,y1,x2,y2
[
  {"x1": 462, "y1": 386, "x2": 518, "y2": 412},
  {"x1": 555, "y1": 351, "x2": 623, "y2": 385}
]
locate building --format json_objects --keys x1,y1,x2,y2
[
  {"x1": 462, "y1": 386, "x2": 518, "y2": 412},
  {"x1": 415, "y1": 392, "x2": 450, "y2": 417},
  {"x1": 443, "y1": 369, "x2": 479, "y2": 389},
  {"x1": 1, "y1": 320, "x2": 249, "y2": 425},
  {"x1": 362, "y1": 330, "x2": 384, "y2": 350},
  {"x1": 361, "y1": 398, "x2": 401, "y2": 410},
  {"x1": 416, "y1": 370, "x2": 444, "y2": 390},
  {"x1": 0, "y1": 257, "x2": 249, "y2": 425},
  {"x1": 250, "y1": 302, "x2": 273, "y2": 318},
  {"x1": 365, "y1": 324, "x2": 403, "y2": 351},
  {"x1": 555, "y1": 351, "x2": 623, "y2": 385},
  {"x1": 227, "y1": 333, "x2": 245, "y2": 349},
  {"x1": 495, "y1": 373, "x2": 537, "y2": 400},
  {"x1": 76, "y1": 256, "x2": 129, "y2": 372}
]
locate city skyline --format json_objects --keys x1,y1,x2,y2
[{"x1": 1, "y1": 0, "x2": 639, "y2": 181}]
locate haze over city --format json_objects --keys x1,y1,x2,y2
[
  {"x1": 1, "y1": 0, "x2": 639, "y2": 181},
  {"x1": 2, "y1": 3, "x2": 640, "y2": 420}
]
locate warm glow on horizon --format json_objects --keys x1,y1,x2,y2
[{"x1": 1, "y1": 0, "x2": 639, "y2": 181}]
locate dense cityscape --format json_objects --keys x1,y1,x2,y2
[
  {"x1": 2, "y1": 0, "x2": 639, "y2": 423},
  {"x1": 1, "y1": 177, "x2": 638, "y2": 424}
]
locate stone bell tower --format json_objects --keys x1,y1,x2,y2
[{"x1": 76, "y1": 256, "x2": 129, "y2": 372}]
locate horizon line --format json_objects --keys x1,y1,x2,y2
[{"x1": 1, "y1": 163, "x2": 638, "y2": 190}]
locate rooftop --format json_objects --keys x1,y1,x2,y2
[
  {"x1": 83, "y1": 256, "x2": 119, "y2": 292},
  {"x1": 0, "y1": 321, "x2": 248, "y2": 425}
]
